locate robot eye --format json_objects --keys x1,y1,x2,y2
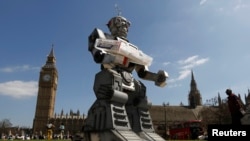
[
  {"x1": 126, "y1": 21, "x2": 131, "y2": 27},
  {"x1": 115, "y1": 18, "x2": 130, "y2": 27},
  {"x1": 115, "y1": 18, "x2": 122, "y2": 26},
  {"x1": 125, "y1": 21, "x2": 130, "y2": 28}
]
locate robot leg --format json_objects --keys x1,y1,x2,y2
[
  {"x1": 126, "y1": 80, "x2": 165, "y2": 141},
  {"x1": 83, "y1": 69, "x2": 143, "y2": 141}
]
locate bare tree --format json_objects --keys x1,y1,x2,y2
[
  {"x1": 0, "y1": 119, "x2": 13, "y2": 136},
  {"x1": 0, "y1": 119, "x2": 12, "y2": 128},
  {"x1": 201, "y1": 97, "x2": 231, "y2": 127}
]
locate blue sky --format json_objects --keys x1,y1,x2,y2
[{"x1": 1, "y1": 0, "x2": 250, "y2": 127}]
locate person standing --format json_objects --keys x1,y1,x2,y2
[
  {"x1": 46, "y1": 121, "x2": 54, "y2": 140},
  {"x1": 225, "y1": 89, "x2": 244, "y2": 125},
  {"x1": 59, "y1": 123, "x2": 65, "y2": 139}
]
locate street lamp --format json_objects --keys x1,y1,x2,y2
[{"x1": 163, "y1": 102, "x2": 167, "y2": 139}]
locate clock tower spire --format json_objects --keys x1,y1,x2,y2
[{"x1": 33, "y1": 45, "x2": 58, "y2": 134}]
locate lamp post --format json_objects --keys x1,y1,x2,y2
[{"x1": 163, "y1": 102, "x2": 167, "y2": 139}]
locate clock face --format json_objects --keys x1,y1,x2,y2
[{"x1": 43, "y1": 74, "x2": 51, "y2": 81}]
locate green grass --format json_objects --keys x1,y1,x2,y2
[
  {"x1": 3, "y1": 139, "x2": 202, "y2": 141},
  {"x1": 0, "y1": 139, "x2": 207, "y2": 141},
  {"x1": 0, "y1": 140, "x2": 72, "y2": 141},
  {"x1": 1, "y1": 139, "x2": 206, "y2": 141}
]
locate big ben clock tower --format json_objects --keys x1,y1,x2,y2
[{"x1": 33, "y1": 47, "x2": 58, "y2": 134}]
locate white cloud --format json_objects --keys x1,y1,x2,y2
[
  {"x1": 234, "y1": 0, "x2": 248, "y2": 11},
  {"x1": 177, "y1": 69, "x2": 191, "y2": 80},
  {"x1": 163, "y1": 61, "x2": 170, "y2": 66},
  {"x1": 167, "y1": 83, "x2": 182, "y2": 88},
  {"x1": 179, "y1": 55, "x2": 209, "y2": 70},
  {"x1": 0, "y1": 65, "x2": 39, "y2": 73},
  {"x1": 0, "y1": 80, "x2": 38, "y2": 99},
  {"x1": 178, "y1": 55, "x2": 199, "y2": 65},
  {"x1": 168, "y1": 55, "x2": 209, "y2": 84},
  {"x1": 200, "y1": 0, "x2": 207, "y2": 5}
]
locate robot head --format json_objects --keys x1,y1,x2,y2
[{"x1": 107, "y1": 16, "x2": 131, "y2": 39}]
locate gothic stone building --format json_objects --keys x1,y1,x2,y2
[
  {"x1": 32, "y1": 47, "x2": 84, "y2": 136},
  {"x1": 149, "y1": 71, "x2": 250, "y2": 137},
  {"x1": 149, "y1": 71, "x2": 204, "y2": 136}
]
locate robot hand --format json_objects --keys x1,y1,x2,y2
[
  {"x1": 136, "y1": 66, "x2": 168, "y2": 87},
  {"x1": 154, "y1": 70, "x2": 168, "y2": 87}
]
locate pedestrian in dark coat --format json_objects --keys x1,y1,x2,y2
[{"x1": 225, "y1": 89, "x2": 244, "y2": 125}]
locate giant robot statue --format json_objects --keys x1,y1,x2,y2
[{"x1": 83, "y1": 15, "x2": 168, "y2": 141}]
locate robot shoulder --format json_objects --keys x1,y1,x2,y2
[{"x1": 88, "y1": 28, "x2": 113, "y2": 51}]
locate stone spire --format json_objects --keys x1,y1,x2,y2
[
  {"x1": 188, "y1": 70, "x2": 202, "y2": 108},
  {"x1": 44, "y1": 45, "x2": 56, "y2": 68},
  {"x1": 48, "y1": 44, "x2": 55, "y2": 58}
]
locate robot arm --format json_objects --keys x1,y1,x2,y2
[
  {"x1": 88, "y1": 28, "x2": 169, "y2": 85},
  {"x1": 88, "y1": 28, "x2": 106, "y2": 52},
  {"x1": 88, "y1": 28, "x2": 152, "y2": 68},
  {"x1": 91, "y1": 47, "x2": 133, "y2": 69},
  {"x1": 135, "y1": 65, "x2": 168, "y2": 87},
  {"x1": 88, "y1": 28, "x2": 118, "y2": 67}
]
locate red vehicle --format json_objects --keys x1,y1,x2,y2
[{"x1": 169, "y1": 120, "x2": 204, "y2": 140}]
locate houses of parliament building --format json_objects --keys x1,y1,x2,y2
[{"x1": 32, "y1": 47, "x2": 250, "y2": 136}]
